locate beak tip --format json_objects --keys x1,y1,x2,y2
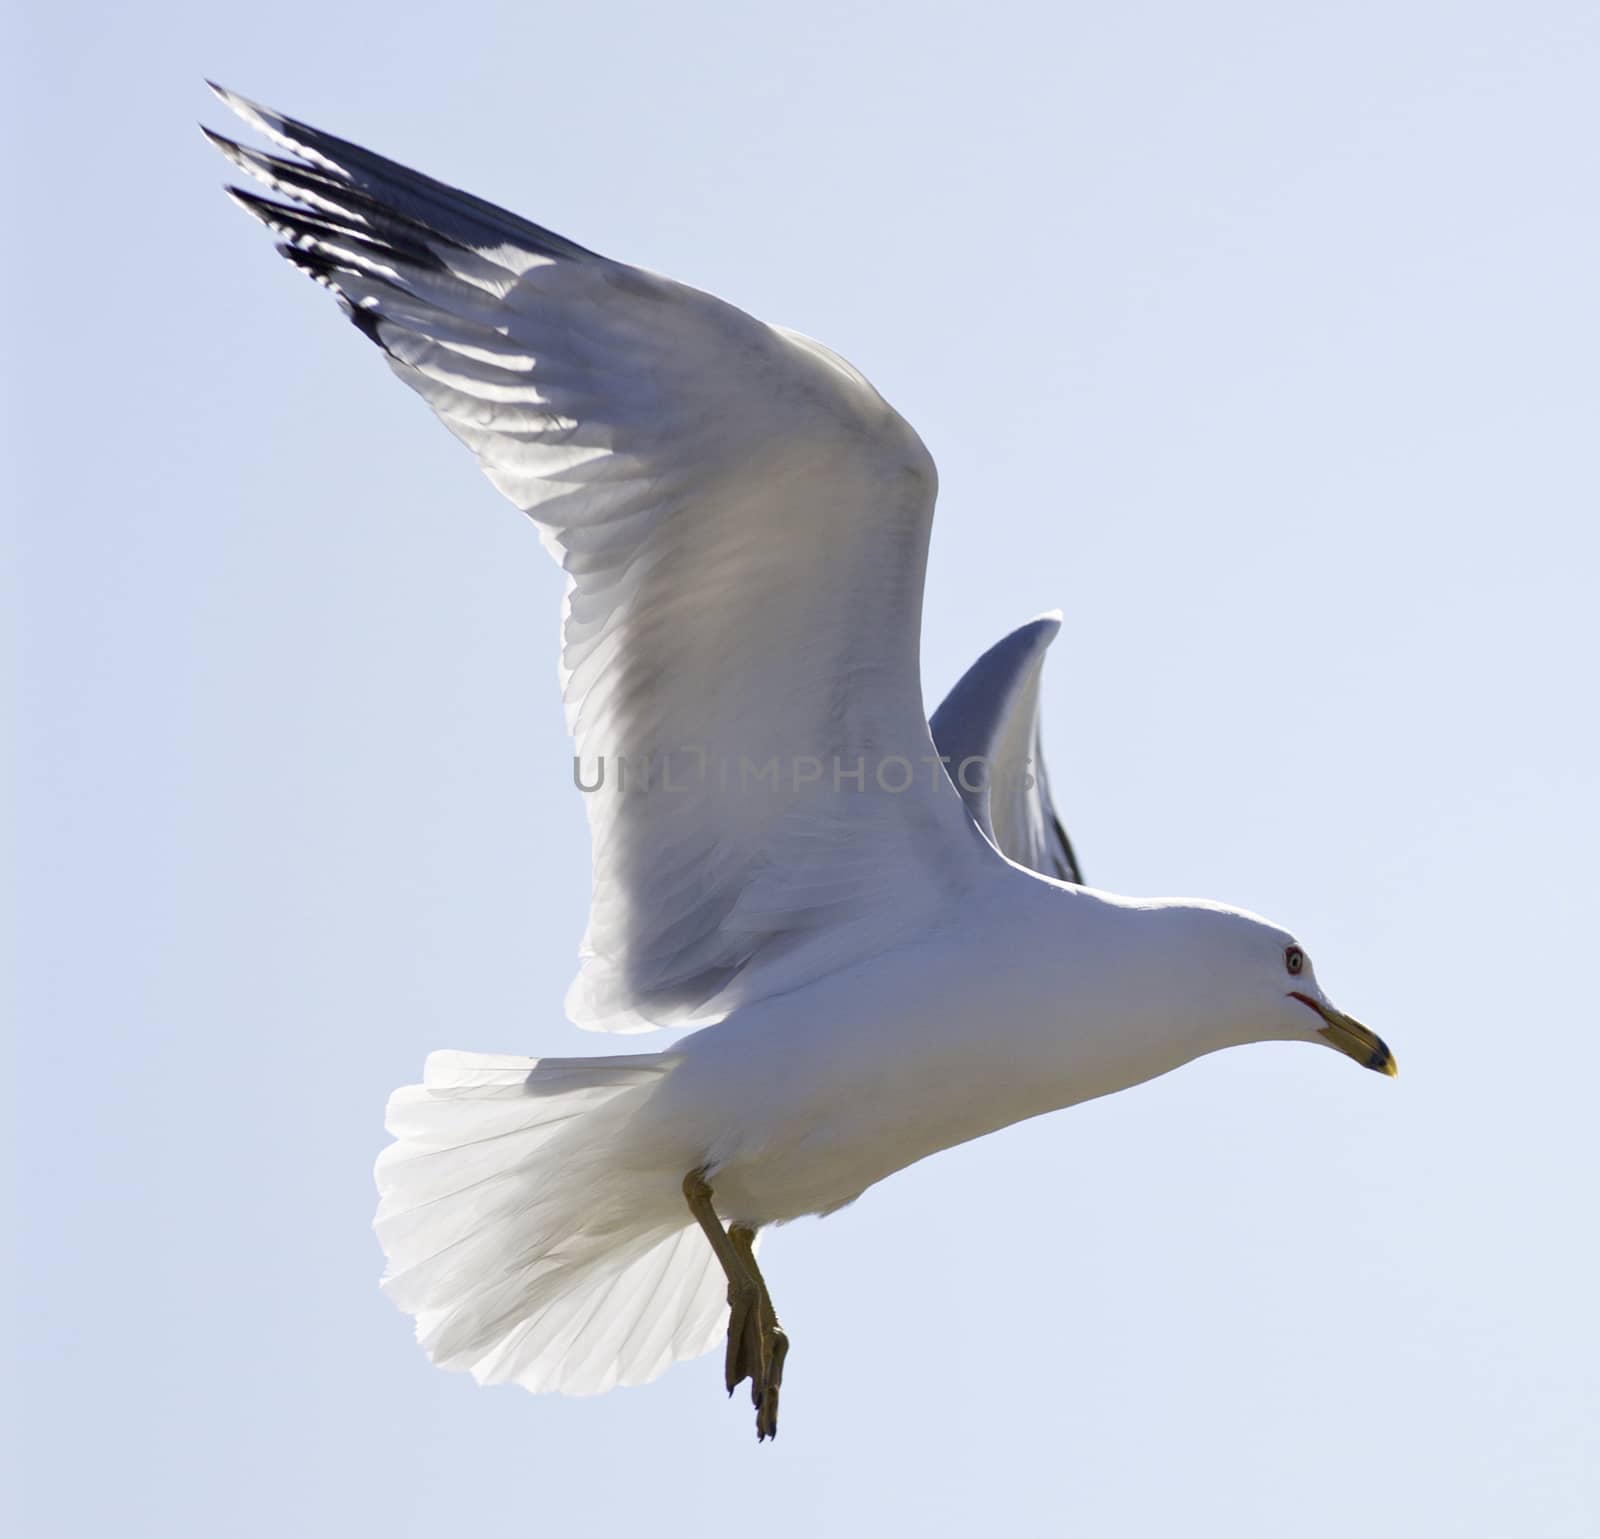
[
  {"x1": 1364, "y1": 1043, "x2": 1398, "y2": 1078},
  {"x1": 1367, "y1": 1036, "x2": 1398, "y2": 1078}
]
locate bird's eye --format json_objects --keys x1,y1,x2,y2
[{"x1": 1285, "y1": 945, "x2": 1305, "y2": 976}]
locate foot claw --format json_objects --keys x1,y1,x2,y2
[
  {"x1": 755, "y1": 1381, "x2": 780, "y2": 1441},
  {"x1": 748, "y1": 1323, "x2": 788, "y2": 1440}
]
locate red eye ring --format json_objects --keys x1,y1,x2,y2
[{"x1": 1285, "y1": 945, "x2": 1305, "y2": 976}]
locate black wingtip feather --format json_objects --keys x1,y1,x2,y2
[
  {"x1": 205, "y1": 84, "x2": 602, "y2": 265},
  {"x1": 272, "y1": 243, "x2": 388, "y2": 343},
  {"x1": 208, "y1": 129, "x2": 479, "y2": 265},
  {"x1": 1049, "y1": 811, "x2": 1084, "y2": 886},
  {"x1": 204, "y1": 81, "x2": 604, "y2": 362},
  {"x1": 225, "y1": 182, "x2": 449, "y2": 275},
  {"x1": 343, "y1": 298, "x2": 388, "y2": 346}
]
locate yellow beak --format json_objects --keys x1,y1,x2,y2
[{"x1": 1290, "y1": 992, "x2": 1398, "y2": 1077}]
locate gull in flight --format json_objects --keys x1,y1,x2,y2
[{"x1": 206, "y1": 84, "x2": 1396, "y2": 1442}]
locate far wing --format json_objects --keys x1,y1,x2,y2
[
  {"x1": 929, "y1": 614, "x2": 1082, "y2": 884},
  {"x1": 207, "y1": 87, "x2": 994, "y2": 1032}
]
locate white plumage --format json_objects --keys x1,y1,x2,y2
[
  {"x1": 208, "y1": 84, "x2": 1394, "y2": 1424},
  {"x1": 376, "y1": 1051, "x2": 727, "y2": 1393}
]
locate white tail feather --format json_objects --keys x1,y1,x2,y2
[{"x1": 374, "y1": 1050, "x2": 726, "y2": 1395}]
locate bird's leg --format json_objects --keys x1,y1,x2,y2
[
  {"x1": 730, "y1": 1222, "x2": 788, "y2": 1441},
  {"x1": 682, "y1": 1170, "x2": 767, "y2": 1416}
]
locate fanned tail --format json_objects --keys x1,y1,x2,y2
[{"x1": 374, "y1": 1050, "x2": 725, "y2": 1395}]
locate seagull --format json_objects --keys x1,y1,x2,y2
[{"x1": 205, "y1": 84, "x2": 1396, "y2": 1442}]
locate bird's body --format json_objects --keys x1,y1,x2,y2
[
  {"x1": 655, "y1": 882, "x2": 1267, "y2": 1227},
  {"x1": 208, "y1": 83, "x2": 1396, "y2": 1436}
]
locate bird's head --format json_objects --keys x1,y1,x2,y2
[
  {"x1": 1274, "y1": 939, "x2": 1397, "y2": 1076},
  {"x1": 1201, "y1": 906, "x2": 1397, "y2": 1076},
  {"x1": 1135, "y1": 900, "x2": 1397, "y2": 1077}
]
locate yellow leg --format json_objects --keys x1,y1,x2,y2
[
  {"x1": 731, "y1": 1223, "x2": 788, "y2": 1441},
  {"x1": 682, "y1": 1170, "x2": 788, "y2": 1441}
]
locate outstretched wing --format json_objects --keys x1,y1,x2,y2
[
  {"x1": 207, "y1": 86, "x2": 993, "y2": 1031},
  {"x1": 929, "y1": 614, "x2": 1082, "y2": 884}
]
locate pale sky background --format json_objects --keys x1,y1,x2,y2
[{"x1": 10, "y1": 2, "x2": 1599, "y2": 1535}]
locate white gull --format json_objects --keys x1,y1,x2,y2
[{"x1": 206, "y1": 84, "x2": 1396, "y2": 1441}]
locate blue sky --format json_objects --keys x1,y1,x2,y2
[{"x1": 12, "y1": 2, "x2": 1599, "y2": 1535}]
